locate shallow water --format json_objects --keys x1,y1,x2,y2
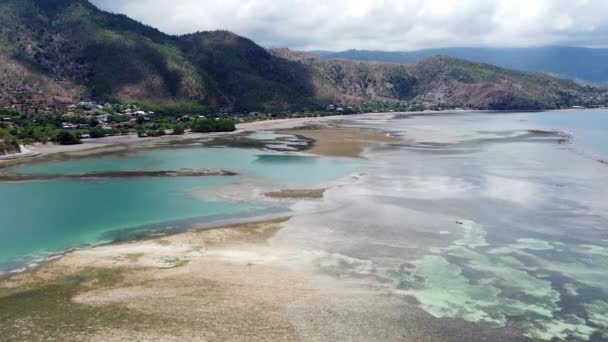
[
  {"x1": 2, "y1": 111, "x2": 608, "y2": 340},
  {"x1": 272, "y1": 110, "x2": 608, "y2": 341},
  {"x1": 10, "y1": 147, "x2": 358, "y2": 185},
  {"x1": 0, "y1": 146, "x2": 359, "y2": 272}
]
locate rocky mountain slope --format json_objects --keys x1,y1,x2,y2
[
  {"x1": 314, "y1": 47, "x2": 608, "y2": 84},
  {"x1": 271, "y1": 49, "x2": 602, "y2": 110},
  {"x1": 0, "y1": 0, "x2": 604, "y2": 113}
]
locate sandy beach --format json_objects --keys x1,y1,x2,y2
[
  {"x1": 8, "y1": 109, "x2": 598, "y2": 341},
  {"x1": 0, "y1": 219, "x2": 427, "y2": 341},
  {"x1": 0, "y1": 113, "x2": 422, "y2": 341},
  {"x1": 0, "y1": 112, "x2": 401, "y2": 166}
]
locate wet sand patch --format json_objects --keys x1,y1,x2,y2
[
  {"x1": 0, "y1": 168, "x2": 237, "y2": 181},
  {"x1": 285, "y1": 126, "x2": 399, "y2": 158},
  {"x1": 0, "y1": 216, "x2": 527, "y2": 341},
  {"x1": 265, "y1": 189, "x2": 326, "y2": 199}
]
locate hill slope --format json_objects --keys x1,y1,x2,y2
[
  {"x1": 271, "y1": 49, "x2": 600, "y2": 110},
  {"x1": 0, "y1": 0, "x2": 604, "y2": 113},
  {"x1": 314, "y1": 47, "x2": 608, "y2": 84},
  {"x1": 0, "y1": 0, "x2": 316, "y2": 112}
]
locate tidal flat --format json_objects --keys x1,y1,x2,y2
[{"x1": 1, "y1": 110, "x2": 608, "y2": 341}]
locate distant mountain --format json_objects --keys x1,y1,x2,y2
[
  {"x1": 0, "y1": 0, "x2": 604, "y2": 113},
  {"x1": 314, "y1": 47, "x2": 608, "y2": 84},
  {"x1": 272, "y1": 49, "x2": 601, "y2": 110}
]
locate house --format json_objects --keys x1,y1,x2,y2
[
  {"x1": 95, "y1": 114, "x2": 109, "y2": 122},
  {"x1": 62, "y1": 122, "x2": 78, "y2": 130},
  {"x1": 78, "y1": 101, "x2": 95, "y2": 111}
]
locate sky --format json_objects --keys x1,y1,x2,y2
[{"x1": 89, "y1": 0, "x2": 608, "y2": 51}]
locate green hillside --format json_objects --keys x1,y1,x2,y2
[
  {"x1": 0, "y1": 0, "x2": 605, "y2": 113},
  {"x1": 0, "y1": 0, "x2": 316, "y2": 112}
]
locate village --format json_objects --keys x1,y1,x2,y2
[
  {"x1": 0, "y1": 99, "x2": 242, "y2": 147},
  {"x1": 2, "y1": 89, "x2": 608, "y2": 148}
]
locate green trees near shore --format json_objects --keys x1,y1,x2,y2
[
  {"x1": 55, "y1": 131, "x2": 82, "y2": 145},
  {"x1": 191, "y1": 118, "x2": 236, "y2": 133},
  {"x1": 172, "y1": 124, "x2": 185, "y2": 135},
  {"x1": 89, "y1": 127, "x2": 107, "y2": 139}
]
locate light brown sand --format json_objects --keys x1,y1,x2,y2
[
  {"x1": 0, "y1": 112, "x2": 402, "y2": 165},
  {"x1": 287, "y1": 126, "x2": 399, "y2": 158},
  {"x1": 0, "y1": 214, "x2": 529, "y2": 342},
  {"x1": 0, "y1": 219, "x2": 416, "y2": 341}
]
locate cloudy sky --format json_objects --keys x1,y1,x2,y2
[{"x1": 90, "y1": 0, "x2": 608, "y2": 51}]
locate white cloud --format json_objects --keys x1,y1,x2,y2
[{"x1": 90, "y1": 0, "x2": 608, "y2": 51}]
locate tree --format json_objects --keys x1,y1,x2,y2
[
  {"x1": 89, "y1": 126, "x2": 106, "y2": 138},
  {"x1": 55, "y1": 131, "x2": 81, "y2": 145},
  {"x1": 172, "y1": 124, "x2": 185, "y2": 135},
  {"x1": 215, "y1": 118, "x2": 237, "y2": 132},
  {"x1": 191, "y1": 118, "x2": 236, "y2": 133}
]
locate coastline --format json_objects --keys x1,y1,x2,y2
[
  {"x1": 2, "y1": 108, "x2": 607, "y2": 340},
  {"x1": 0, "y1": 113, "x2": 404, "y2": 341},
  {"x1": 1, "y1": 108, "x2": 594, "y2": 165},
  {"x1": 0, "y1": 217, "x2": 421, "y2": 341},
  {"x1": 0, "y1": 110, "x2": 442, "y2": 165},
  {"x1": 0, "y1": 115, "x2": 396, "y2": 278}
]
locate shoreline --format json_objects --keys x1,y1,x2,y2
[
  {"x1": 0, "y1": 116, "x2": 394, "y2": 278},
  {"x1": 0, "y1": 109, "x2": 488, "y2": 165},
  {"x1": 0, "y1": 210, "x2": 292, "y2": 280},
  {"x1": 0, "y1": 215, "x2": 424, "y2": 341},
  {"x1": 0, "y1": 108, "x2": 598, "y2": 165},
  {"x1": 0, "y1": 112, "x2": 376, "y2": 165},
  {"x1": 2, "y1": 108, "x2": 606, "y2": 340}
]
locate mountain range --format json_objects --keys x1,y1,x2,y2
[
  {"x1": 312, "y1": 47, "x2": 608, "y2": 84},
  {"x1": 0, "y1": 0, "x2": 605, "y2": 114}
]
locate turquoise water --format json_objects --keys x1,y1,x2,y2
[
  {"x1": 11, "y1": 148, "x2": 358, "y2": 186},
  {"x1": 0, "y1": 147, "x2": 359, "y2": 272},
  {"x1": 0, "y1": 177, "x2": 262, "y2": 267}
]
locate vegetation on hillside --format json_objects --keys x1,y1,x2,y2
[
  {"x1": 0, "y1": 0, "x2": 317, "y2": 113},
  {"x1": 317, "y1": 47, "x2": 608, "y2": 84},
  {"x1": 0, "y1": 0, "x2": 605, "y2": 117},
  {"x1": 271, "y1": 49, "x2": 606, "y2": 110}
]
